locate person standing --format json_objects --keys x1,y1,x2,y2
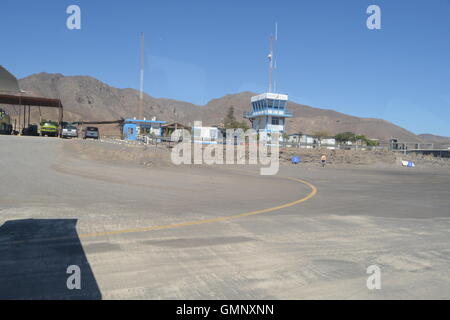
[{"x1": 321, "y1": 154, "x2": 327, "y2": 167}]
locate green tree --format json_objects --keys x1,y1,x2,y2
[
  {"x1": 224, "y1": 106, "x2": 250, "y2": 130},
  {"x1": 356, "y1": 134, "x2": 379, "y2": 147},
  {"x1": 224, "y1": 106, "x2": 237, "y2": 127}
]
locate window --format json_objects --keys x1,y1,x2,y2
[{"x1": 272, "y1": 117, "x2": 280, "y2": 125}]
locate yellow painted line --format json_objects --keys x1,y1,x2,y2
[{"x1": 79, "y1": 177, "x2": 317, "y2": 239}]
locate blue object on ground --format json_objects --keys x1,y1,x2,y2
[{"x1": 292, "y1": 156, "x2": 301, "y2": 164}]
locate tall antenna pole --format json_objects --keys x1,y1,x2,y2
[
  {"x1": 268, "y1": 35, "x2": 274, "y2": 93},
  {"x1": 268, "y1": 23, "x2": 277, "y2": 93},
  {"x1": 139, "y1": 32, "x2": 145, "y2": 119}
]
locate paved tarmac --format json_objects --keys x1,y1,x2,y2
[{"x1": 0, "y1": 135, "x2": 449, "y2": 299}]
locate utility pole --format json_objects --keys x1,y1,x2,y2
[
  {"x1": 268, "y1": 23, "x2": 277, "y2": 93},
  {"x1": 139, "y1": 32, "x2": 145, "y2": 120}
]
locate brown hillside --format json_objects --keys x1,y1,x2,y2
[{"x1": 14, "y1": 73, "x2": 427, "y2": 142}]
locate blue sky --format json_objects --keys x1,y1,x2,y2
[{"x1": 1, "y1": 0, "x2": 449, "y2": 136}]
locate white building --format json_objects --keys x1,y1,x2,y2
[
  {"x1": 244, "y1": 93, "x2": 293, "y2": 140},
  {"x1": 287, "y1": 134, "x2": 315, "y2": 148},
  {"x1": 287, "y1": 134, "x2": 336, "y2": 149},
  {"x1": 192, "y1": 125, "x2": 220, "y2": 144},
  {"x1": 321, "y1": 137, "x2": 336, "y2": 150}
]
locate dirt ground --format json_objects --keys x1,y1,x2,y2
[
  {"x1": 280, "y1": 148, "x2": 450, "y2": 169},
  {"x1": 65, "y1": 139, "x2": 175, "y2": 168},
  {"x1": 66, "y1": 138, "x2": 450, "y2": 170}
]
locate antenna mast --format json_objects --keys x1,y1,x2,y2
[
  {"x1": 268, "y1": 23, "x2": 277, "y2": 93},
  {"x1": 139, "y1": 32, "x2": 145, "y2": 119}
]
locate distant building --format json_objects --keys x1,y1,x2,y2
[
  {"x1": 161, "y1": 122, "x2": 191, "y2": 139},
  {"x1": 244, "y1": 93, "x2": 293, "y2": 139},
  {"x1": 122, "y1": 119, "x2": 166, "y2": 141},
  {"x1": 288, "y1": 133, "x2": 314, "y2": 146},
  {"x1": 287, "y1": 133, "x2": 315, "y2": 148},
  {"x1": 192, "y1": 125, "x2": 220, "y2": 144},
  {"x1": 287, "y1": 134, "x2": 300, "y2": 144},
  {"x1": 287, "y1": 133, "x2": 336, "y2": 149},
  {"x1": 320, "y1": 137, "x2": 336, "y2": 149}
]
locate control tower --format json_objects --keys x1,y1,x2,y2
[{"x1": 244, "y1": 24, "x2": 292, "y2": 138}]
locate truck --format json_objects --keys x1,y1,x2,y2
[{"x1": 40, "y1": 121, "x2": 59, "y2": 137}]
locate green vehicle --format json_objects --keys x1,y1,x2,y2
[{"x1": 40, "y1": 121, "x2": 59, "y2": 137}]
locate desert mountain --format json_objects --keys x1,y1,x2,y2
[
  {"x1": 418, "y1": 134, "x2": 450, "y2": 148},
  {"x1": 15, "y1": 73, "x2": 433, "y2": 143}
]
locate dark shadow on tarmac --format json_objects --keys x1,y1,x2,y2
[{"x1": 0, "y1": 219, "x2": 102, "y2": 300}]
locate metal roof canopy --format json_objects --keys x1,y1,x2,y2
[
  {"x1": 0, "y1": 93, "x2": 63, "y2": 108},
  {"x1": 0, "y1": 93, "x2": 64, "y2": 132},
  {"x1": 0, "y1": 66, "x2": 64, "y2": 132}
]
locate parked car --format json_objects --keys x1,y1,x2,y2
[
  {"x1": 22, "y1": 124, "x2": 39, "y2": 136},
  {"x1": 62, "y1": 125, "x2": 78, "y2": 139},
  {"x1": 83, "y1": 127, "x2": 99, "y2": 140},
  {"x1": 41, "y1": 122, "x2": 59, "y2": 137},
  {"x1": 0, "y1": 123, "x2": 13, "y2": 135}
]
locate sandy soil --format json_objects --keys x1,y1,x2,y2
[
  {"x1": 65, "y1": 139, "x2": 450, "y2": 171},
  {"x1": 281, "y1": 148, "x2": 450, "y2": 169}
]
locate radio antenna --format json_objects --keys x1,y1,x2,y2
[
  {"x1": 139, "y1": 32, "x2": 145, "y2": 119},
  {"x1": 268, "y1": 23, "x2": 278, "y2": 93}
]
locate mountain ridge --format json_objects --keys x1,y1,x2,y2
[{"x1": 15, "y1": 73, "x2": 442, "y2": 143}]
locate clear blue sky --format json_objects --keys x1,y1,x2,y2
[{"x1": 1, "y1": 0, "x2": 449, "y2": 136}]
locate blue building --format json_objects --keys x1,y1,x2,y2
[
  {"x1": 122, "y1": 119, "x2": 166, "y2": 141},
  {"x1": 244, "y1": 93, "x2": 293, "y2": 137}
]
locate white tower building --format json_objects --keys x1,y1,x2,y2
[{"x1": 244, "y1": 24, "x2": 292, "y2": 138}]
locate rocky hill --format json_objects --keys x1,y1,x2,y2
[{"x1": 14, "y1": 73, "x2": 436, "y2": 142}]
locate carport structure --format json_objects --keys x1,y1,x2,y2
[
  {"x1": 0, "y1": 93, "x2": 64, "y2": 134},
  {"x1": 0, "y1": 66, "x2": 64, "y2": 134}
]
